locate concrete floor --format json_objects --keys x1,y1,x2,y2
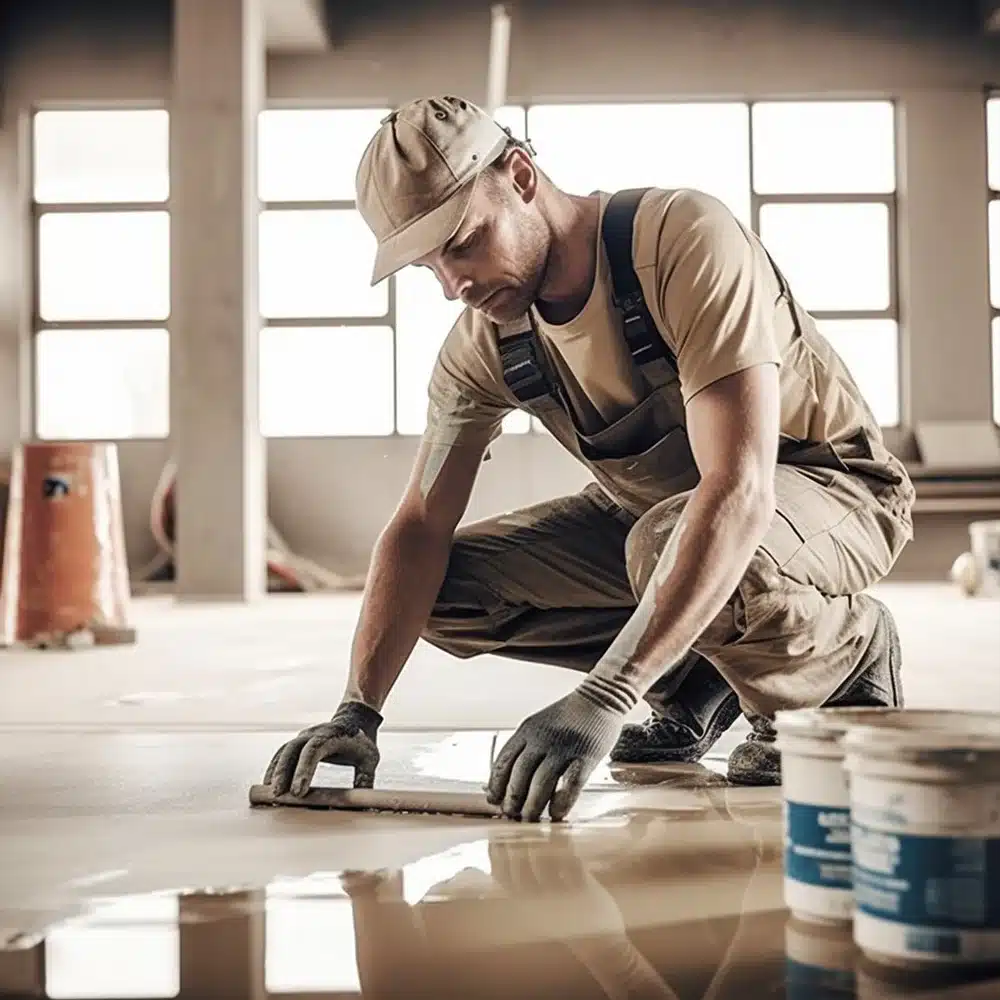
[
  {"x1": 0, "y1": 583, "x2": 996, "y2": 733},
  {"x1": 0, "y1": 583, "x2": 998, "y2": 997}
]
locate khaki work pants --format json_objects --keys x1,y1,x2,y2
[{"x1": 421, "y1": 465, "x2": 913, "y2": 718}]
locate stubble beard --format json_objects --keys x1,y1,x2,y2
[{"x1": 481, "y1": 227, "x2": 552, "y2": 325}]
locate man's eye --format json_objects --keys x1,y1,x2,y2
[{"x1": 453, "y1": 231, "x2": 477, "y2": 253}]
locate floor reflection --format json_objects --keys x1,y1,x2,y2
[
  {"x1": 319, "y1": 731, "x2": 732, "y2": 797},
  {"x1": 2, "y1": 791, "x2": 998, "y2": 999}
]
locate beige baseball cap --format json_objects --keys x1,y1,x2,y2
[{"x1": 355, "y1": 96, "x2": 512, "y2": 285}]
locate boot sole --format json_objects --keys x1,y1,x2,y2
[
  {"x1": 727, "y1": 752, "x2": 782, "y2": 786},
  {"x1": 609, "y1": 693, "x2": 743, "y2": 764}
]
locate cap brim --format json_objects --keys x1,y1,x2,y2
[{"x1": 369, "y1": 175, "x2": 479, "y2": 285}]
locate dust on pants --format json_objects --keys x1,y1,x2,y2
[{"x1": 421, "y1": 466, "x2": 912, "y2": 718}]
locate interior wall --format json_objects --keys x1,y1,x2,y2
[{"x1": 1, "y1": 0, "x2": 999, "y2": 584}]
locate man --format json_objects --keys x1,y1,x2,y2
[{"x1": 261, "y1": 96, "x2": 914, "y2": 822}]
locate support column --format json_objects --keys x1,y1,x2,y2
[
  {"x1": 0, "y1": 104, "x2": 31, "y2": 577},
  {"x1": 0, "y1": 104, "x2": 31, "y2": 459},
  {"x1": 178, "y1": 891, "x2": 266, "y2": 999},
  {"x1": 897, "y1": 90, "x2": 993, "y2": 427},
  {"x1": 170, "y1": 0, "x2": 266, "y2": 600}
]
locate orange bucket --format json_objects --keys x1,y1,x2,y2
[{"x1": 0, "y1": 441, "x2": 135, "y2": 647}]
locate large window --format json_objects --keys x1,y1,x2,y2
[
  {"x1": 43, "y1": 893, "x2": 179, "y2": 999},
  {"x1": 987, "y1": 96, "x2": 1000, "y2": 425},
  {"x1": 29, "y1": 101, "x2": 901, "y2": 441},
  {"x1": 256, "y1": 107, "x2": 392, "y2": 437},
  {"x1": 31, "y1": 109, "x2": 171, "y2": 439},
  {"x1": 527, "y1": 102, "x2": 751, "y2": 223},
  {"x1": 751, "y1": 100, "x2": 900, "y2": 427}
]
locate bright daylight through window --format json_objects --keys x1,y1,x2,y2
[
  {"x1": 30, "y1": 100, "x2": 902, "y2": 439},
  {"x1": 32, "y1": 109, "x2": 170, "y2": 440},
  {"x1": 986, "y1": 95, "x2": 1000, "y2": 424},
  {"x1": 752, "y1": 100, "x2": 899, "y2": 427},
  {"x1": 257, "y1": 99, "x2": 898, "y2": 436}
]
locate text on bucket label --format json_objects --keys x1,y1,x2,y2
[
  {"x1": 785, "y1": 801, "x2": 852, "y2": 889},
  {"x1": 852, "y1": 823, "x2": 1000, "y2": 931}
]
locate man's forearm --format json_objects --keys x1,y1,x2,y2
[
  {"x1": 567, "y1": 935, "x2": 679, "y2": 1000},
  {"x1": 342, "y1": 516, "x2": 453, "y2": 712},
  {"x1": 581, "y1": 477, "x2": 774, "y2": 709}
]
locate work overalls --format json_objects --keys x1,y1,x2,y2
[{"x1": 421, "y1": 189, "x2": 915, "y2": 719}]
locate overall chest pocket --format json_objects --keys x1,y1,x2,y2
[
  {"x1": 576, "y1": 388, "x2": 701, "y2": 509},
  {"x1": 575, "y1": 383, "x2": 683, "y2": 459}
]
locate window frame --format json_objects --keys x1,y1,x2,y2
[
  {"x1": 987, "y1": 93, "x2": 1000, "y2": 425},
  {"x1": 262, "y1": 98, "x2": 904, "y2": 436},
  {"x1": 748, "y1": 98, "x2": 901, "y2": 426},
  {"x1": 257, "y1": 198, "x2": 400, "y2": 438},
  {"x1": 25, "y1": 99, "x2": 904, "y2": 441},
  {"x1": 257, "y1": 101, "x2": 401, "y2": 439},
  {"x1": 29, "y1": 103, "x2": 171, "y2": 442}
]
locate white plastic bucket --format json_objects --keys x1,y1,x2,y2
[
  {"x1": 844, "y1": 720, "x2": 1000, "y2": 970},
  {"x1": 776, "y1": 707, "x2": 913, "y2": 925},
  {"x1": 776, "y1": 708, "x2": 1000, "y2": 927},
  {"x1": 969, "y1": 520, "x2": 1000, "y2": 597}
]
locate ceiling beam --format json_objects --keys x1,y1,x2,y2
[
  {"x1": 486, "y1": 5, "x2": 511, "y2": 114},
  {"x1": 263, "y1": 0, "x2": 330, "y2": 51}
]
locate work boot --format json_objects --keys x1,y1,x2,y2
[
  {"x1": 610, "y1": 652, "x2": 742, "y2": 764},
  {"x1": 726, "y1": 595, "x2": 903, "y2": 786},
  {"x1": 726, "y1": 714, "x2": 780, "y2": 786}
]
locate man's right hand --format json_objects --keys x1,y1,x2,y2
[
  {"x1": 257, "y1": 432, "x2": 483, "y2": 801},
  {"x1": 262, "y1": 701, "x2": 383, "y2": 797}
]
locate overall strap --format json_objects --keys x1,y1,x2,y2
[
  {"x1": 601, "y1": 188, "x2": 678, "y2": 371},
  {"x1": 499, "y1": 187, "x2": 681, "y2": 405},
  {"x1": 496, "y1": 315, "x2": 556, "y2": 405}
]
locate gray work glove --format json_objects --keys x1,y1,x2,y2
[
  {"x1": 262, "y1": 700, "x2": 382, "y2": 797},
  {"x1": 486, "y1": 684, "x2": 628, "y2": 822}
]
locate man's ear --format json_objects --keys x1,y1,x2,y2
[{"x1": 506, "y1": 148, "x2": 539, "y2": 203}]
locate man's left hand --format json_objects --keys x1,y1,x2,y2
[{"x1": 486, "y1": 689, "x2": 626, "y2": 822}]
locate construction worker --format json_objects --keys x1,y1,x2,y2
[{"x1": 261, "y1": 96, "x2": 913, "y2": 822}]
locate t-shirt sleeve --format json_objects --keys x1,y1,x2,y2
[
  {"x1": 655, "y1": 190, "x2": 783, "y2": 404},
  {"x1": 423, "y1": 307, "x2": 514, "y2": 454}
]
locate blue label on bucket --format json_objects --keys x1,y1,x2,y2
[
  {"x1": 785, "y1": 802, "x2": 853, "y2": 889},
  {"x1": 785, "y1": 959, "x2": 855, "y2": 1000},
  {"x1": 852, "y1": 824, "x2": 1000, "y2": 931}
]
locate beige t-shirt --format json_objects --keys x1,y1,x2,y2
[{"x1": 423, "y1": 187, "x2": 868, "y2": 456}]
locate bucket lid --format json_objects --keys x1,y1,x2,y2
[
  {"x1": 843, "y1": 718, "x2": 1000, "y2": 764},
  {"x1": 775, "y1": 707, "x2": 913, "y2": 743},
  {"x1": 776, "y1": 708, "x2": 1000, "y2": 744}
]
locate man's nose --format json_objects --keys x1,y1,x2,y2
[{"x1": 439, "y1": 268, "x2": 472, "y2": 302}]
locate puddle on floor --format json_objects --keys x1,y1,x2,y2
[
  {"x1": 311, "y1": 729, "x2": 732, "y2": 797},
  {"x1": 254, "y1": 730, "x2": 737, "y2": 822},
  {"x1": 2, "y1": 730, "x2": 997, "y2": 997},
  {"x1": 2, "y1": 792, "x2": 998, "y2": 999}
]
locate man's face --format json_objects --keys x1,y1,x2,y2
[{"x1": 412, "y1": 153, "x2": 550, "y2": 324}]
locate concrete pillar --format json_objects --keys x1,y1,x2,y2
[
  {"x1": 170, "y1": 0, "x2": 266, "y2": 600},
  {"x1": 0, "y1": 932, "x2": 46, "y2": 999},
  {"x1": 0, "y1": 107, "x2": 31, "y2": 458},
  {"x1": 897, "y1": 90, "x2": 993, "y2": 426},
  {"x1": 178, "y1": 891, "x2": 266, "y2": 998}
]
